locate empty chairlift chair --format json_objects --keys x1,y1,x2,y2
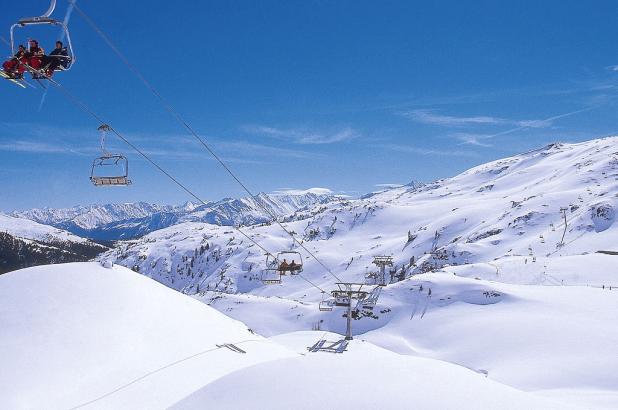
[
  {"x1": 260, "y1": 268, "x2": 282, "y2": 285},
  {"x1": 318, "y1": 293, "x2": 335, "y2": 311},
  {"x1": 90, "y1": 125, "x2": 132, "y2": 187}
]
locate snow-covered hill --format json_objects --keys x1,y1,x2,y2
[
  {"x1": 12, "y1": 192, "x2": 334, "y2": 241},
  {"x1": 0, "y1": 263, "x2": 593, "y2": 410},
  {"x1": 0, "y1": 263, "x2": 295, "y2": 409},
  {"x1": 174, "y1": 331, "x2": 582, "y2": 410},
  {"x1": 0, "y1": 214, "x2": 107, "y2": 274}
]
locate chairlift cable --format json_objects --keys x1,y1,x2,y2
[
  {"x1": 2, "y1": 47, "x2": 328, "y2": 291},
  {"x1": 69, "y1": 1, "x2": 343, "y2": 284},
  {"x1": 41, "y1": 70, "x2": 327, "y2": 292}
]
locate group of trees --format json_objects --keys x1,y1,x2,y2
[{"x1": 0, "y1": 232, "x2": 108, "y2": 275}]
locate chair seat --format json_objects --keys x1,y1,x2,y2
[{"x1": 91, "y1": 176, "x2": 132, "y2": 186}]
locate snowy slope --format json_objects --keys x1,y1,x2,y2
[
  {"x1": 0, "y1": 264, "x2": 587, "y2": 409},
  {"x1": 104, "y1": 137, "x2": 618, "y2": 294},
  {"x1": 0, "y1": 263, "x2": 295, "y2": 410},
  {"x1": 174, "y1": 332, "x2": 582, "y2": 410},
  {"x1": 0, "y1": 213, "x2": 89, "y2": 243}
]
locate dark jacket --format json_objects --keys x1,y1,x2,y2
[{"x1": 49, "y1": 47, "x2": 70, "y2": 68}]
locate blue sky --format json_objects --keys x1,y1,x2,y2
[{"x1": 3, "y1": 0, "x2": 618, "y2": 211}]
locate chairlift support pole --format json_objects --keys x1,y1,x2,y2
[
  {"x1": 331, "y1": 282, "x2": 367, "y2": 341},
  {"x1": 371, "y1": 256, "x2": 393, "y2": 285},
  {"x1": 345, "y1": 285, "x2": 353, "y2": 340}
]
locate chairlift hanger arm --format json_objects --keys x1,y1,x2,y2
[{"x1": 17, "y1": 0, "x2": 57, "y2": 24}]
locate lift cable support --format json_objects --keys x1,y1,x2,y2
[
  {"x1": 309, "y1": 282, "x2": 384, "y2": 353},
  {"x1": 69, "y1": 1, "x2": 342, "y2": 284},
  {"x1": 308, "y1": 339, "x2": 348, "y2": 354},
  {"x1": 366, "y1": 255, "x2": 393, "y2": 285},
  {"x1": 333, "y1": 283, "x2": 368, "y2": 341},
  {"x1": 16, "y1": 61, "x2": 327, "y2": 295}
]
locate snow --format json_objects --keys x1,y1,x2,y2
[
  {"x1": 12, "y1": 193, "x2": 335, "y2": 240},
  {"x1": 173, "y1": 332, "x2": 581, "y2": 410},
  {"x1": 94, "y1": 137, "x2": 618, "y2": 408},
  {"x1": 0, "y1": 263, "x2": 294, "y2": 409},
  {"x1": 0, "y1": 213, "x2": 88, "y2": 243},
  {"x1": 4, "y1": 138, "x2": 618, "y2": 409}
]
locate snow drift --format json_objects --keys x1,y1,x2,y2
[{"x1": 0, "y1": 263, "x2": 293, "y2": 409}]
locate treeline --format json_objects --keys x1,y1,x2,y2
[{"x1": 0, "y1": 232, "x2": 108, "y2": 275}]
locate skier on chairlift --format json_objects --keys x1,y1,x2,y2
[
  {"x1": 2, "y1": 44, "x2": 27, "y2": 78},
  {"x1": 26, "y1": 39, "x2": 46, "y2": 78},
  {"x1": 289, "y1": 260, "x2": 297, "y2": 272},
  {"x1": 278, "y1": 259, "x2": 289, "y2": 273},
  {"x1": 42, "y1": 41, "x2": 69, "y2": 77}
]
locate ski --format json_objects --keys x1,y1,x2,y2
[{"x1": 0, "y1": 71, "x2": 27, "y2": 88}]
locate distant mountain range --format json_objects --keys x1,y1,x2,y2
[{"x1": 11, "y1": 192, "x2": 335, "y2": 241}]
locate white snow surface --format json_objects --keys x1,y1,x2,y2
[
  {"x1": 0, "y1": 263, "x2": 294, "y2": 410},
  {"x1": 173, "y1": 332, "x2": 582, "y2": 410},
  {"x1": 1, "y1": 263, "x2": 592, "y2": 410}
]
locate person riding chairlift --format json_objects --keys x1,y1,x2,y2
[
  {"x1": 289, "y1": 260, "x2": 297, "y2": 272},
  {"x1": 26, "y1": 39, "x2": 46, "y2": 78},
  {"x1": 278, "y1": 259, "x2": 289, "y2": 274},
  {"x1": 42, "y1": 41, "x2": 70, "y2": 77},
  {"x1": 2, "y1": 44, "x2": 27, "y2": 79}
]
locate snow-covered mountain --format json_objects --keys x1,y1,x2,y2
[
  {"x1": 12, "y1": 201, "x2": 175, "y2": 230},
  {"x1": 12, "y1": 193, "x2": 334, "y2": 241},
  {"x1": 103, "y1": 137, "x2": 618, "y2": 294},
  {"x1": 0, "y1": 214, "x2": 108, "y2": 274}
]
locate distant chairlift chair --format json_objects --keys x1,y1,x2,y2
[{"x1": 90, "y1": 124, "x2": 132, "y2": 187}]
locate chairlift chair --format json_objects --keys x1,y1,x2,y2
[
  {"x1": 276, "y1": 250, "x2": 303, "y2": 274},
  {"x1": 9, "y1": 0, "x2": 76, "y2": 72},
  {"x1": 319, "y1": 292, "x2": 334, "y2": 311},
  {"x1": 90, "y1": 155, "x2": 132, "y2": 186},
  {"x1": 260, "y1": 268, "x2": 282, "y2": 285},
  {"x1": 90, "y1": 124, "x2": 132, "y2": 187}
]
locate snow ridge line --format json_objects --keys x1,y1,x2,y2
[{"x1": 67, "y1": 338, "x2": 263, "y2": 409}]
